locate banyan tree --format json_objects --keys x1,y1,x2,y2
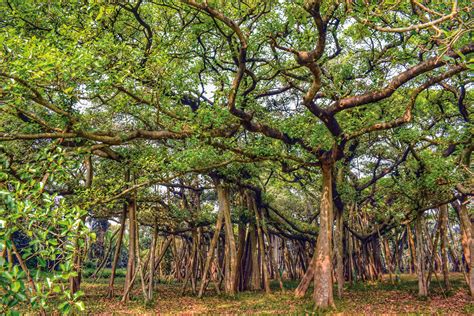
[{"x1": 0, "y1": 0, "x2": 472, "y2": 313}]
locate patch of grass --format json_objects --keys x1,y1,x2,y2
[
  {"x1": 463, "y1": 303, "x2": 474, "y2": 314},
  {"x1": 82, "y1": 267, "x2": 127, "y2": 279}
]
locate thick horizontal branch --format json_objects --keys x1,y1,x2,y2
[
  {"x1": 346, "y1": 64, "x2": 467, "y2": 139},
  {"x1": 0, "y1": 129, "x2": 189, "y2": 144},
  {"x1": 328, "y1": 43, "x2": 474, "y2": 114}
]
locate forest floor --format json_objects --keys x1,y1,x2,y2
[{"x1": 74, "y1": 272, "x2": 473, "y2": 315}]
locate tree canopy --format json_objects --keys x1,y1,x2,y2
[{"x1": 0, "y1": 0, "x2": 472, "y2": 313}]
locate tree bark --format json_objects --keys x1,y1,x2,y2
[
  {"x1": 382, "y1": 238, "x2": 394, "y2": 282},
  {"x1": 182, "y1": 230, "x2": 198, "y2": 295},
  {"x1": 295, "y1": 251, "x2": 316, "y2": 298},
  {"x1": 454, "y1": 198, "x2": 473, "y2": 296},
  {"x1": 123, "y1": 195, "x2": 137, "y2": 302},
  {"x1": 249, "y1": 223, "x2": 260, "y2": 290},
  {"x1": 247, "y1": 191, "x2": 271, "y2": 293},
  {"x1": 415, "y1": 214, "x2": 428, "y2": 297},
  {"x1": 407, "y1": 224, "x2": 417, "y2": 274},
  {"x1": 215, "y1": 180, "x2": 237, "y2": 295},
  {"x1": 144, "y1": 236, "x2": 172, "y2": 284},
  {"x1": 148, "y1": 222, "x2": 158, "y2": 300},
  {"x1": 262, "y1": 220, "x2": 284, "y2": 292},
  {"x1": 255, "y1": 207, "x2": 271, "y2": 294},
  {"x1": 313, "y1": 161, "x2": 335, "y2": 308},
  {"x1": 334, "y1": 205, "x2": 344, "y2": 298},
  {"x1": 236, "y1": 219, "x2": 247, "y2": 291},
  {"x1": 347, "y1": 230, "x2": 354, "y2": 284},
  {"x1": 470, "y1": 215, "x2": 474, "y2": 298},
  {"x1": 198, "y1": 204, "x2": 225, "y2": 298},
  {"x1": 134, "y1": 220, "x2": 148, "y2": 302}
]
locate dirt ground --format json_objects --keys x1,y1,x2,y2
[{"x1": 76, "y1": 273, "x2": 472, "y2": 315}]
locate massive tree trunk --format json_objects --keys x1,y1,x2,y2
[
  {"x1": 313, "y1": 161, "x2": 335, "y2": 308},
  {"x1": 248, "y1": 191, "x2": 271, "y2": 293},
  {"x1": 439, "y1": 204, "x2": 450, "y2": 290},
  {"x1": 215, "y1": 180, "x2": 237, "y2": 295}
]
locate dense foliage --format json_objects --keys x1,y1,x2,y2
[{"x1": 0, "y1": 0, "x2": 472, "y2": 313}]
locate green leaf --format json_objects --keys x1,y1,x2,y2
[
  {"x1": 75, "y1": 301, "x2": 85, "y2": 311},
  {"x1": 11, "y1": 281, "x2": 21, "y2": 293}
]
